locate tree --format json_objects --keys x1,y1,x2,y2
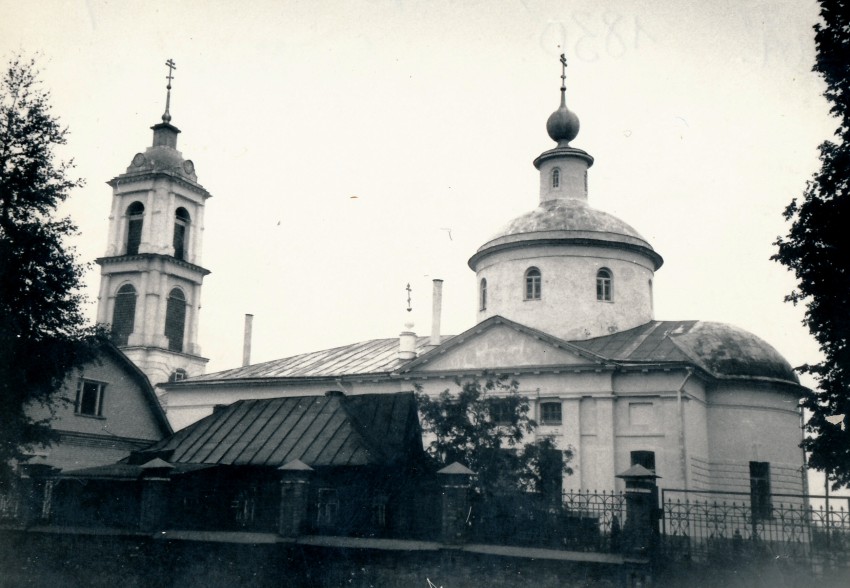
[
  {"x1": 773, "y1": 0, "x2": 850, "y2": 488},
  {"x1": 0, "y1": 55, "x2": 101, "y2": 488},
  {"x1": 416, "y1": 375, "x2": 573, "y2": 497}
]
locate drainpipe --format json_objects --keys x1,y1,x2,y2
[{"x1": 677, "y1": 368, "x2": 693, "y2": 490}]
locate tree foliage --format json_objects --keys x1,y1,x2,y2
[
  {"x1": 416, "y1": 376, "x2": 573, "y2": 497},
  {"x1": 772, "y1": 1, "x2": 850, "y2": 488},
  {"x1": 0, "y1": 55, "x2": 101, "y2": 488}
]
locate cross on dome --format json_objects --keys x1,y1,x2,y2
[
  {"x1": 546, "y1": 53, "x2": 580, "y2": 145},
  {"x1": 162, "y1": 59, "x2": 177, "y2": 123}
]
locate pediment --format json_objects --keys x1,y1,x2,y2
[{"x1": 404, "y1": 317, "x2": 601, "y2": 373}]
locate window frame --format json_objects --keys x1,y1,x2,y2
[
  {"x1": 596, "y1": 268, "x2": 613, "y2": 302},
  {"x1": 749, "y1": 461, "x2": 772, "y2": 520},
  {"x1": 479, "y1": 278, "x2": 487, "y2": 311},
  {"x1": 630, "y1": 450, "x2": 656, "y2": 473},
  {"x1": 125, "y1": 202, "x2": 145, "y2": 256},
  {"x1": 75, "y1": 379, "x2": 106, "y2": 418},
  {"x1": 552, "y1": 167, "x2": 561, "y2": 188},
  {"x1": 173, "y1": 207, "x2": 191, "y2": 261},
  {"x1": 539, "y1": 401, "x2": 563, "y2": 426},
  {"x1": 317, "y1": 487, "x2": 339, "y2": 527},
  {"x1": 525, "y1": 267, "x2": 542, "y2": 301},
  {"x1": 111, "y1": 284, "x2": 137, "y2": 346},
  {"x1": 165, "y1": 287, "x2": 187, "y2": 352}
]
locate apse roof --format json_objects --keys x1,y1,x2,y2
[
  {"x1": 572, "y1": 320, "x2": 799, "y2": 384},
  {"x1": 136, "y1": 391, "x2": 422, "y2": 468}
]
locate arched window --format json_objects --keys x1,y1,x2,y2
[
  {"x1": 479, "y1": 278, "x2": 487, "y2": 311},
  {"x1": 173, "y1": 207, "x2": 191, "y2": 261},
  {"x1": 525, "y1": 267, "x2": 541, "y2": 300},
  {"x1": 111, "y1": 284, "x2": 137, "y2": 346},
  {"x1": 125, "y1": 202, "x2": 144, "y2": 255},
  {"x1": 165, "y1": 288, "x2": 186, "y2": 352},
  {"x1": 597, "y1": 268, "x2": 612, "y2": 301},
  {"x1": 552, "y1": 168, "x2": 561, "y2": 188}
]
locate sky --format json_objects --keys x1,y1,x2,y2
[{"x1": 0, "y1": 0, "x2": 834, "y2": 386}]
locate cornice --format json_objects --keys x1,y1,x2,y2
[
  {"x1": 468, "y1": 235, "x2": 664, "y2": 271},
  {"x1": 95, "y1": 253, "x2": 211, "y2": 277},
  {"x1": 107, "y1": 170, "x2": 212, "y2": 199}
]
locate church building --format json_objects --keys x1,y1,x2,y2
[{"x1": 100, "y1": 60, "x2": 807, "y2": 496}]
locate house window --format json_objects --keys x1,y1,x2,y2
[
  {"x1": 165, "y1": 288, "x2": 186, "y2": 352},
  {"x1": 173, "y1": 207, "x2": 190, "y2": 261},
  {"x1": 125, "y1": 202, "x2": 144, "y2": 255},
  {"x1": 372, "y1": 494, "x2": 388, "y2": 528},
  {"x1": 489, "y1": 399, "x2": 513, "y2": 425},
  {"x1": 597, "y1": 268, "x2": 612, "y2": 301},
  {"x1": 750, "y1": 461, "x2": 772, "y2": 520},
  {"x1": 111, "y1": 284, "x2": 136, "y2": 346},
  {"x1": 630, "y1": 450, "x2": 656, "y2": 473},
  {"x1": 525, "y1": 267, "x2": 541, "y2": 300},
  {"x1": 231, "y1": 486, "x2": 256, "y2": 527},
  {"x1": 479, "y1": 278, "x2": 487, "y2": 311},
  {"x1": 552, "y1": 168, "x2": 561, "y2": 188},
  {"x1": 75, "y1": 380, "x2": 105, "y2": 417},
  {"x1": 317, "y1": 488, "x2": 339, "y2": 527},
  {"x1": 540, "y1": 402, "x2": 562, "y2": 425}
]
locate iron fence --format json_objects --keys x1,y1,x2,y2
[
  {"x1": 661, "y1": 489, "x2": 850, "y2": 574},
  {"x1": 469, "y1": 489, "x2": 625, "y2": 551}
]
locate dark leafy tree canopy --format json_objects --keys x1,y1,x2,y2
[
  {"x1": 0, "y1": 55, "x2": 102, "y2": 488},
  {"x1": 772, "y1": 0, "x2": 850, "y2": 488},
  {"x1": 416, "y1": 376, "x2": 573, "y2": 497}
]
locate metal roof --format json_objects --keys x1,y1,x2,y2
[
  {"x1": 171, "y1": 319, "x2": 798, "y2": 388},
  {"x1": 137, "y1": 392, "x2": 422, "y2": 469},
  {"x1": 572, "y1": 320, "x2": 799, "y2": 384},
  {"x1": 185, "y1": 336, "x2": 451, "y2": 383}
]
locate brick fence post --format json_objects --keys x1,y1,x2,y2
[
  {"x1": 437, "y1": 462, "x2": 475, "y2": 545},
  {"x1": 139, "y1": 458, "x2": 174, "y2": 533},
  {"x1": 616, "y1": 464, "x2": 660, "y2": 556},
  {"x1": 278, "y1": 459, "x2": 313, "y2": 538}
]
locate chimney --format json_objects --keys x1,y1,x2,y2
[
  {"x1": 398, "y1": 320, "x2": 417, "y2": 360},
  {"x1": 430, "y1": 279, "x2": 443, "y2": 347},
  {"x1": 242, "y1": 314, "x2": 253, "y2": 367}
]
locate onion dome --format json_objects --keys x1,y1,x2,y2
[{"x1": 546, "y1": 91, "x2": 580, "y2": 145}]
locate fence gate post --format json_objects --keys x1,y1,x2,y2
[
  {"x1": 616, "y1": 465, "x2": 661, "y2": 557},
  {"x1": 278, "y1": 459, "x2": 314, "y2": 538},
  {"x1": 139, "y1": 458, "x2": 174, "y2": 533},
  {"x1": 437, "y1": 462, "x2": 475, "y2": 545}
]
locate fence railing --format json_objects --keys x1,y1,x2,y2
[
  {"x1": 469, "y1": 489, "x2": 625, "y2": 551},
  {"x1": 660, "y1": 489, "x2": 850, "y2": 573}
]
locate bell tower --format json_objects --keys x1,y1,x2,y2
[{"x1": 96, "y1": 60, "x2": 210, "y2": 389}]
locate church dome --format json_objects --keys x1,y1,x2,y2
[
  {"x1": 546, "y1": 102, "x2": 580, "y2": 144},
  {"x1": 470, "y1": 198, "x2": 663, "y2": 270}
]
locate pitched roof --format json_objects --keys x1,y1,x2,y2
[
  {"x1": 136, "y1": 392, "x2": 422, "y2": 468},
  {"x1": 102, "y1": 343, "x2": 172, "y2": 436},
  {"x1": 178, "y1": 336, "x2": 452, "y2": 384},
  {"x1": 167, "y1": 319, "x2": 798, "y2": 388}
]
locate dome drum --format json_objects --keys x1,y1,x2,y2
[{"x1": 474, "y1": 244, "x2": 655, "y2": 341}]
